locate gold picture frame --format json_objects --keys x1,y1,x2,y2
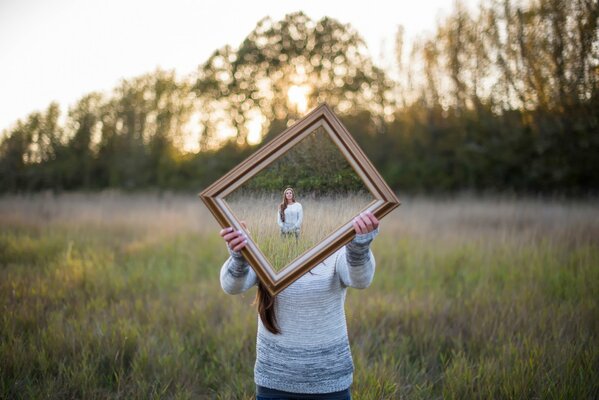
[{"x1": 199, "y1": 103, "x2": 399, "y2": 295}]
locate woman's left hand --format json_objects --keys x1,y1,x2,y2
[{"x1": 353, "y1": 211, "x2": 379, "y2": 234}]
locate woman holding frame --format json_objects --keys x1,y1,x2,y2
[{"x1": 219, "y1": 210, "x2": 379, "y2": 399}]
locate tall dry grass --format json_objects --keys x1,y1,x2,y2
[
  {"x1": 225, "y1": 191, "x2": 373, "y2": 271},
  {"x1": 0, "y1": 191, "x2": 598, "y2": 399}
]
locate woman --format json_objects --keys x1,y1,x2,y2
[
  {"x1": 219, "y1": 211, "x2": 379, "y2": 399},
  {"x1": 277, "y1": 187, "x2": 303, "y2": 240}
]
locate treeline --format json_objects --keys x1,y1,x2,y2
[
  {"x1": 241, "y1": 127, "x2": 367, "y2": 194},
  {"x1": 0, "y1": 0, "x2": 597, "y2": 194}
]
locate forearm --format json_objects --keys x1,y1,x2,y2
[
  {"x1": 220, "y1": 248, "x2": 257, "y2": 294},
  {"x1": 337, "y1": 229, "x2": 378, "y2": 289}
]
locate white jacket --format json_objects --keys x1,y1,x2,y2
[{"x1": 277, "y1": 202, "x2": 303, "y2": 233}]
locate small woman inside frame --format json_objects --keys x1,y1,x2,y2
[{"x1": 277, "y1": 187, "x2": 303, "y2": 240}]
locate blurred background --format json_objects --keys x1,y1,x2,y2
[
  {"x1": 1, "y1": 0, "x2": 597, "y2": 194},
  {"x1": 1, "y1": 0, "x2": 598, "y2": 399}
]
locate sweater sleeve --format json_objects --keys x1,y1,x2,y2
[
  {"x1": 220, "y1": 247, "x2": 258, "y2": 294},
  {"x1": 335, "y1": 228, "x2": 378, "y2": 289}
]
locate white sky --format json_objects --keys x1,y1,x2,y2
[{"x1": 0, "y1": 0, "x2": 475, "y2": 132}]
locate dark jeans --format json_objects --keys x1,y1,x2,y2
[{"x1": 256, "y1": 385, "x2": 351, "y2": 400}]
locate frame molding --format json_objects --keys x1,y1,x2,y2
[{"x1": 200, "y1": 103, "x2": 400, "y2": 295}]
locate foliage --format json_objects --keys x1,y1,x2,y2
[
  {"x1": 0, "y1": 0, "x2": 597, "y2": 194},
  {"x1": 194, "y1": 12, "x2": 393, "y2": 145},
  {"x1": 240, "y1": 126, "x2": 367, "y2": 193}
]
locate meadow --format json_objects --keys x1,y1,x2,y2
[
  {"x1": 1, "y1": 191, "x2": 598, "y2": 399},
  {"x1": 225, "y1": 191, "x2": 373, "y2": 272}
]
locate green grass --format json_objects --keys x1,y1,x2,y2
[{"x1": 0, "y1": 192, "x2": 598, "y2": 399}]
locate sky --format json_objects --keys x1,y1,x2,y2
[{"x1": 0, "y1": 0, "x2": 476, "y2": 132}]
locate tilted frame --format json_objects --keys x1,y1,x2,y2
[{"x1": 200, "y1": 103, "x2": 400, "y2": 295}]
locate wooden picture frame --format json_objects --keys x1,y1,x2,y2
[{"x1": 199, "y1": 103, "x2": 400, "y2": 295}]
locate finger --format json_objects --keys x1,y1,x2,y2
[
  {"x1": 222, "y1": 230, "x2": 243, "y2": 243},
  {"x1": 228, "y1": 233, "x2": 246, "y2": 249},
  {"x1": 360, "y1": 212, "x2": 374, "y2": 232},
  {"x1": 231, "y1": 238, "x2": 247, "y2": 252},
  {"x1": 371, "y1": 214, "x2": 380, "y2": 229},
  {"x1": 365, "y1": 211, "x2": 379, "y2": 230},
  {"x1": 355, "y1": 215, "x2": 368, "y2": 232},
  {"x1": 225, "y1": 229, "x2": 247, "y2": 243},
  {"x1": 354, "y1": 217, "x2": 367, "y2": 234},
  {"x1": 352, "y1": 219, "x2": 364, "y2": 234},
  {"x1": 219, "y1": 227, "x2": 234, "y2": 237}
]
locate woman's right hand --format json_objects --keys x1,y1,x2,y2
[{"x1": 219, "y1": 224, "x2": 248, "y2": 252}]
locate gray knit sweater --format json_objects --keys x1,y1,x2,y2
[{"x1": 220, "y1": 229, "x2": 378, "y2": 394}]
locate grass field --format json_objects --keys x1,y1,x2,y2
[
  {"x1": 1, "y1": 191, "x2": 598, "y2": 399},
  {"x1": 225, "y1": 191, "x2": 374, "y2": 272}
]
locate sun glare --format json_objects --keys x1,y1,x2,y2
[
  {"x1": 247, "y1": 111, "x2": 266, "y2": 145},
  {"x1": 182, "y1": 112, "x2": 202, "y2": 153},
  {"x1": 287, "y1": 85, "x2": 310, "y2": 114}
]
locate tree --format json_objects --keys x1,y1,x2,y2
[
  {"x1": 195, "y1": 12, "x2": 394, "y2": 147},
  {"x1": 0, "y1": 121, "x2": 31, "y2": 191}
]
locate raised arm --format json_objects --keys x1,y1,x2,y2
[
  {"x1": 219, "y1": 226, "x2": 257, "y2": 294},
  {"x1": 335, "y1": 212, "x2": 379, "y2": 289}
]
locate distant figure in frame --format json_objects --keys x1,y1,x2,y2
[
  {"x1": 277, "y1": 187, "x2": 303, "y2": 240},
  {"x1": 219, "y1": 211, "x2": 380, "y2": 400}
]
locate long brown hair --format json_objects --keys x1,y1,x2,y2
[
  {"x1": 279, "y1": 187, "x2": 296, "y2": 223},
  {"x1": 254, "y1": 282, "x2": 280, "y2": 334}
]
